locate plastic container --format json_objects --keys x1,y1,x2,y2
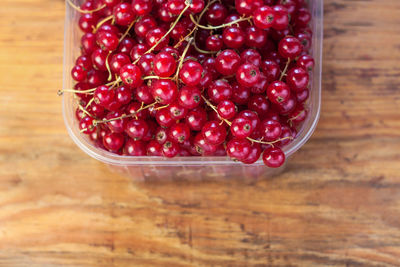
[{"x1": 61, "y1": 0, "x2": 323, "y2": 181}]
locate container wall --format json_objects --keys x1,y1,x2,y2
[{"x1": 62, "y1": 0, "x2": 323, "y2": 181}]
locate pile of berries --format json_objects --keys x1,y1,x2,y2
[{"x1": 62, "y1": 0, "x2": 314, "y2": 168}]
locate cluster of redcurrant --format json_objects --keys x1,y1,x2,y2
[{"x1": 61, "y1": 0, "x2": 314, "y2": 168}]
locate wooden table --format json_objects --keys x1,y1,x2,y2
[{"x1": 1, "y1": 0, "x2": 400, "y2": 266}]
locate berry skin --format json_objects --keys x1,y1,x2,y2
[
  {"x1": 125, "y1": 119, "x2": 149, "y2": 140},
  {"x1": 226, "y1": 138, "x2": 251, "y2": 161},
  {"x1": 91, "y1": 48, "x2": 109, "y2": 71},
  {"x1": 168, "y1": 101, "x2": 188, "y2": 120},
  {"x1": 261, "y1": 60, "x2": 280, "y2": 82},
  {"x1": 238, "y1": 110, "x2": 260, "y2": 131},
  {"x1": 115, "y1": 86, "x2": 132, "y2": 106},
  {"x1": 236, "y1": 63, "x2": 261, "y2": 87},
  {"x1": 162, "y1": 139, "x2": 180, "y2": 158},
  {"x1": 206, "y1": 2, "x2": 228, "y2": 26},
  {"x1": 166, "y1": 0, "x2": 185, "y2": 15},
  {"x1": 120, "y1": 64, "x2": 143, "y2": 88},
  {"x1": 241, "y1": 49, "x2": 262, "y2": 67},
  {"x1": 263, "y1": 147, "x2": 285, "y2": 168},
  {"x1": 287, "y1": 67, "x2": 309, "y2": 92},
  {"x1": 137, "y1": 53, "x2": 155, "y2": 75},
  {"x1": 146, "y1": 27, "x2": 169, "y2": 51},
  {"x1": 155, "y1": 108, "x2": 175, "y2": 128},
  {"x1": 231, "y1": 116, "x2": 254, "y2": 139},
  {"x1": 253, "y1": 6, "x2": 275, "y2": 30},
  {"x1": 96, "y1": 31, "x2": 119, "y2": 51},
  {"x1": 79, "y1": 13, "x2": 98, "y2": 33},
  {"x1": 168, "y1": 123, "x2": 191, "y2": 144},
  {"x1": 297, "y1": 54, "x2": 315, "y2": 71},
  {"x1": 248, "y1": 94, "x2": 269, "y2": 115},
  {"x1": 151, "y1": 79, "x2": 178, "y2": 105},
  {"x1": 94, "y1": 85, "x2": 115, "y2": 107},
  {"x1": 201, "y1": 121, "x2": 227, "y2": 146},
  {"x1": 295, "y1": 7, "x2": 311, "y2": 27},
  {"x1": 103, "y1": 132, "x2": 125, "y2": 152},
  {"x1": 260, "y1": 119, "x2": 282, "y2": 142},
  {"x1": 278, "y1": 36, "x2": 303, "y2": 59},
  {"x1": 179, "y1": 60, "x2": 203, "y2": 86},
  {"x1": 110, "y1": 53, "x2": 131, "y2": 74},
  {"x1": 275, "y1": 95, "x2": 297, "y2": 115},
  {"x1": 132, "y1": 0, "x2": 153, "y2": 16},
  {"x1": 147, "y1": 140, "x2": 163, "y2": 156},
  {"x1": 245, "y1": 26, "x2": 267, "y2": 48},
  {"x1": 79, "y1": 116, "x2": 96, "y2": 134},
  {"x1": 272, "y1": 5, "x2": 289, "y2": 30},
  {"x1": 153, "y1": 52, "x2": 177, "y2": 77},
  {"x1": 186, "y1": 108, "x2": 207, "y2": 131},
  {"x1": 130, "y1": 43, "x2": 149, "y2": 61},
  {"x1": 178, "y1": 86, "x2": 202, "y2": 109},
  {"x1": 113, "y1": 3, "x2": 135, "y2": 26},
  {"x1": 242, "y1": 144, "x2": 262, "y2": 164},
  {"x1": 217, "y1": 100, "x2": 236, "y2": 120},
  {"x1": 194, "y1": 133, "x2": 218, "y2": 155},
  {"x1": 135, "y1": 85, "x2": 154, "y2": 104},
  {"x1": 296, "y1": 89, "x2": 309, "y2": 103},
  {"x1": 222, "y1": 27, "x2": 245, "y2": 49},
  {"x1": 232, "y1": 83, "x2": 251, "y2": 105},
  {"x1": 206, "y1": 35, "x2": 223, "y2": 51},
  {"x1": 215, "y1": 49, "x2": 241, "y2": 76},
  {"x1": 71, "y1": 65, "x2": 87, "y2": 82},
  {"x1": 207, "y1": 80, "x2": 233, "y2": 104},
  {"x1": 118, "y1": 37, "x2": 136, "y2": 54},
  {"x1": 134, "y1": 15, "x2": 157, "y2": 38},
  {"x1": 235, "y1": 0, "x2": 263, "y2": 16},
  {"x1": 267, "y1": 81, "x2": 291, "y2": 104},
  {"x1": 124, "y1": 139, "x2": 147, "y2": 156}
]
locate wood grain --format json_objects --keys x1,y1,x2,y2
[{"x1": 1, "y1": 0, "x2": 400, "y2": 266}]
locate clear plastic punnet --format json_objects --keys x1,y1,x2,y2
[{"x1": 61, "y1": 0, "x2": 323, "y2": 181}]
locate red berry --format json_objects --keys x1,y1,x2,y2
[
  {"x1": 217, "y1": 100, "x2": 236, "y2": 120},
  {"x1": 201, "y1": 121, "x2": 227, "y2": 145},
  {"x1": 231, "y1": 116, "x2": 254, "y2": 139},
  {"x1": 207, "y1": 79, "x2": 233, "y2": 104},
  {"x1": 253, "y1": 6, "x2": 275, "y2": 30},
  {"x1": 103, "y1": 132, "x2": 125, "y2": 152},
  {"x1": 124, "y1": 139, "x2": 147, "y2": 156},
  {"x1": 179, "y1": 60, "x2": 203, "y2": 86},
  {"x1": 153, "y1": 52, "x2": 177, "y2": 77},
  {"x1": 113, "y1": 3, "x2": 135, "y2": 26},
  {"x1": 168, "y1": 123, "x2": 191, "y2": 144},
  {"x1": 263, "y1": 147, "x2": 285, "y2": 168},
  {"x1": 287, "y1": 67, "x2": 309, "y2": 92},
  {"x1": 267, "y1": 81, "x2": 291, "y2": 104},
  {"x1": 120, "y1": 64, "x2": 143, "y2": 88},
  {"x1": 226, "y1": 138, "x2": 251, "y2": 161},
  {"x1": 151, "y1": 79, "x2": 178, "y2": 104},
  {"x1": 236, "y1": 63, "x2": 261, "y2": 87},
  {"x1": 278, "y1": 36, "x2": 303, "y2": 59},
  {"x1": 215, "y1": 49, "x2": 241, "y2": 76},
  {"x1": 178, "y1": 86, "x2": 202, "y2": 109}
]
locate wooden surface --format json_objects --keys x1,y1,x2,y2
[{"x1": 1, "y1": 0, "x2": 400, "y2": 266}]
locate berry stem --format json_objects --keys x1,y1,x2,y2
[
  {"x1": 133, "y1": 1, "x2": 191, "y2": 64},
  {"x1": 201, "y1": 95, "x2": 293, "y2": 146},
  {"x1": 93, "y1": 15, "x2": 114, "y2": 33},
  {"x1": 105, "y1": 52, "x2": 113, "y2": 81},
  {"x1": 58, "y1": 80, "x2": 117, "y2": 96},
  {"x1": 119, "y1": 19, "x2": 137, "y2": 42},
  {"x1": 92, "y1": 102, "x2": 158, "y2": 126},
  {"x1": 193, "y1": 40, "x2": 217, "y2": 54},
  {"x1": 78, "y1": 104, "x2": 94, "y2": 118},
  {"x1": 66, "y1": 0, "x2": 105, "y2": 14},
  {"x1": 189, "y1": 14, "x2": 252, "y2": 30},
  {"x1": 85, "y1": 97, "x2": 95, "y2": 109},
  {"x1": 174, "y1": 0, "x2": 218, "y2": 49},
  {"x1": 174, "y1": 38, "x2": 194, "y2": 82},
  {"x1": 279, "y1": 58, "x2": 291, "y2": 81}
]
